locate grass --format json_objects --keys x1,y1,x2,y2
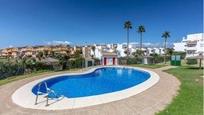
[
  {"x1": 0, "y1": 57, "x2": 9, "y2": 63},
  {"x1": 130, "y1": 63, "x2": 168, "y2": 69},
  {"x1": 0, "y1": 70, "x2": 52, "y2": 86},
  {"x1": 157, "y1": 66, "x2": 203, "y2": 115},
  {"x1": 0, "y1": 68, "x2": 82, "y2": 86}
]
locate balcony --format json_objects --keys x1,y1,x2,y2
[
  {"x1": 185, "y1": 53, "x2": 199, "y2": 58},
  {"x1": 186, "y1": 46, "x2": 197, "y2": 51}
]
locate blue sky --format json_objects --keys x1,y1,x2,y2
[{"x1": 0, "y1": 0, "x2": 203, "y2": 48}]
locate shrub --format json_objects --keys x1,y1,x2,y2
[
  {"x1": 93, "y1": 58, "x2": 100, "y2": 65},
  {"x1": 68, "y1": 57, "x2": 85, "y2": 69},
  {"x1": 150, "y1": 54, "x2": 170, "y2": 64},
  {"x1": 118, "y1": 57, "x2": 142, "y2": 65},
  {"x1": 0, "y1": 62, "x2": 25, "y2": 79},
  {"x1": 186, "y1": 59, "x2": 197, "y2": 65},
  {"x1": 118, "y1": 57, "x2": 127, "y2": 65},
  {"x1": 0, "y1": 58, "x2": 57, "y2": 80},
  {"x1": 127, "y1": 57, "x2": 142, "y2": 64}
]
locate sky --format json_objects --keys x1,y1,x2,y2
[{"x1": 0, "y1": 0, "x2": 203, "y2": 48}]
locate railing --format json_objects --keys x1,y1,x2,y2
[
  {"x1": 35, "y1": 82, "x2": 63, "y2": 106},
  {"x1": 35, "y1": 82, "x2": 49, "y2": 105}
]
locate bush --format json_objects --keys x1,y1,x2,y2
[
  {"x1": 0, "y1": 62, "x2": 25, "y2": 79},
  {"x1": 150, "y1": 54, "x2": 170, "y2": 64},
  {"x1": 68, "y1": 57, "x2": 85, "y2": 69},
  {"x1": 118, "y1": 57, "x2": 142, "y2": 65},
  {"x1": 118, "y1": 57, "x2": 127, "y2": 65},
  {"x1": 186, "y1": 59, "x2": 197, "y2": 65},
  {"x1": 93, "y1": 58, "x2": 100, "y2": 66},
  {"x1": 0, "y1": 59, "x2": 56, "y2": 80},
  {"x1": 35, "y1": 62, "x2": 54, "y2": 71},
  {"x1": 127, "y1": 57, "x2": 142, "y2": 64}
]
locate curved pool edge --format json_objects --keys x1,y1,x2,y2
[{"x1": 11, "y1": 66, "x2": 160, "y2": 110}]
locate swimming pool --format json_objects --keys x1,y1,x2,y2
[
  {"x1": 12, "y1": 66, "x2": 160, "y2": 110},
  {"x1": 32, "y1": 67, "x2": 150, "y2": 98}
]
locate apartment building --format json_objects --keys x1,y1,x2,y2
[{"x1": 173, "y1": 33, "x2": 204, "y2": 58}]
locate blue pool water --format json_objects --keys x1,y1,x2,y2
[{"x1": 32, "y1": 67, "x2": 150, "y2": 98}]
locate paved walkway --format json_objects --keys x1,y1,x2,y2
[{"x1": 0, "y1": 66, "x2": 180, "y2": 115}]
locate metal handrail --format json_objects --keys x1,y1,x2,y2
[
  {"x1": 35, "y1": 82, "x2": 49, "y2": 105},
  {"x1": 35, "y1": 81, "x2": 63, "y2": 106}
]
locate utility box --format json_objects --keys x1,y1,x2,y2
[{"x1": 171, "y1": 55, "x2": 181, "y2": 66}]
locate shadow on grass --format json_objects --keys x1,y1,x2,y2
[{"x1": 185, "y1": 66, "x2": 203, "y2": 70}]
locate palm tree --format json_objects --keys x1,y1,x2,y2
[
  {"x1": 137, "y1": 25, "x2": 146, "y2": 50},
  {"x1": 162, "y1": 31, "x2": 170, "y2": 64},
  {"x1": 124, "y1": 21, "x2": 132, "y2": 57}
]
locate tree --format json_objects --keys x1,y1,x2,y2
[
  {"x1": 137, "y1": 25, "x2": 146, "y2": 50},
  {"x1": 73, "y1": 50, "x2": 82, "y2": 58},
  {"x1": 162, "y1": 31, "x2": 170, "y2": 64},
  {"x1": 166, "y1": 48, "x2": 174, "y2": 56},
  {"x1": 36, "y1": 51, "x2": 43, "y2": 61},
  {"x1": 132, "y1": 49, "x2": 144, "y2": 58},
  {"x1": 43, "y1": 50, "x2": 49, "y2": 57},
  {"x1": 124, "y1": 21, "x2": 132, "y2": 57},
  {"x1": 49, "y1": 51, "x2": 55, "y2": 57}
]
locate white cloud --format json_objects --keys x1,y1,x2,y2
[
  {"x1": 122, "y1": 42, "x2": 162, "y2": 47},
  {"x1": 9, "y1": 45, "x2": 14, "y2": 48},
  {"x1": 47, "y1": 41, "x2": 71, "y2": 45}
]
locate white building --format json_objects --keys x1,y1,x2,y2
[
  {"x1": 116, "y1": 43, "x2": 126, "y2": 57},
  {"x1": 173, "y1": 37, "x2": 187, "y2": 52},
  {"x1": 173, "y1": 33, "x2": 204, "y2": 58},
  {"x1": 83, "y1": 43, "x2": 165, "y2": 61}
]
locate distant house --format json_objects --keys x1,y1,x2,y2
[
  {"x1": 52, "y1": 45, "x2": 71, "y2": 55},
  {"x1": 82, "y1": 46, "x2": 92, "y2": 58},
  {"x1": 1, "y1": 47, "x2": 19, "y2": 58},
  {"x1": 0, "y1": 44, "x2": 73, "y2": 58},
  {"x1": 34, "y1": 45, "x2": 52, "y2": 55},
  {"x1": 20, "y1": 46, "x2": 34, "y2": 56}
]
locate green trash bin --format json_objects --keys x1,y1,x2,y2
[
  {"x1": 175, "y1": 55, "x2": 181, "y2": 66},
  {"x1": 171, "y1": 55, "x2": 181, "y2": 66},
  {"x1": 171, "y1": 55, "x2": 175, "y2": 65}
]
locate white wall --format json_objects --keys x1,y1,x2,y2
[{"x1": 173, "y1": 42, "x2": 186, "y2": 52}]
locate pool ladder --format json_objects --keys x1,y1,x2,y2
[{"x1": 35, "y1": 82, "x2": 57, "y2": 106}]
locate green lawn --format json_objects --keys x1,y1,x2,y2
[
  {"x1": 130, "y1": 64, "x2": 167, "y2": 69},
  {"x1": 157, "y1": 66, "x2": 203, "y2": 115},
  {"x1": 0, "y1": 70, "x2": 52, "y2": 86},
  {"x1": 0, "y1": 57, "x2": 9, "y2": 63}
]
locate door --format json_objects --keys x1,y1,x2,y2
[
  {"x1": 104, "y1": 57, "x2": 107, "y2": 65},
  {"x1": 113, "y1": 57, "x2": 115, "y2": 65}
]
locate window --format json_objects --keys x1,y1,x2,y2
[{"x1": 200, "y1": 43, "x2": 204, "y2": 47}]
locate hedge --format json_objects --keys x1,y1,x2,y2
[{"x1": 186, "y1": 59, "x2": 197, "y2": 65}]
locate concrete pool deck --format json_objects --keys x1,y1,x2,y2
[{"x1": 0, "y1": 66, "x2": 180, "y2": 115}]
